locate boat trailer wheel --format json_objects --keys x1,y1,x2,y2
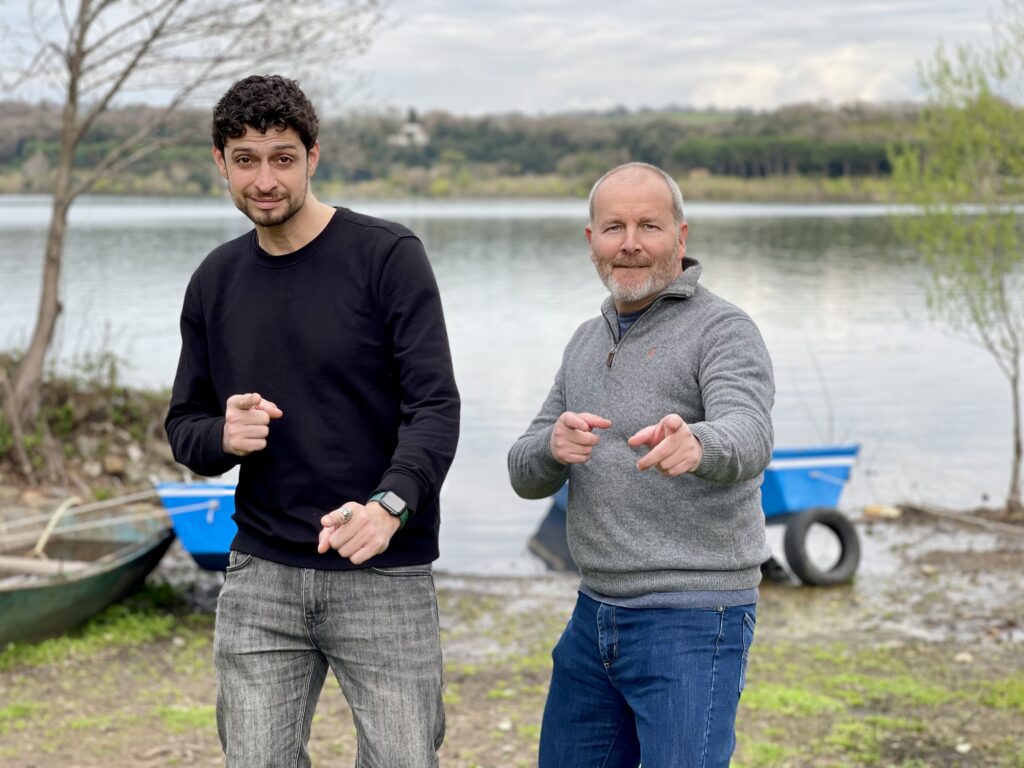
[{"x1": 783, "y1": 507, "x2": 860, "y2": 586}]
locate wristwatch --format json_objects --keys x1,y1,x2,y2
[{"x1": 369, "y1": 491, "x2": 410, "y2": 530}]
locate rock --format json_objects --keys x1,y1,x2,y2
[
  {"x1": 75, "y1": 434, "x2": 101, "y2": 459},
  {"x1": 953, "y1": 651, "x2": 974, "y2": 664},
  {"x1": 20, "y1": 489, "x2": 45, "y2": 507},
  {"x1": 873, "y1": 640, "x2": 906, "y2": 651},
  {"x1": 127, "y1": 442, "x2": 144, "y2": 463},
  {"x1": 955, "y1": 742, "x2": 972, "y2": 754},
  {"x1": 139, "y1": 746, "x2": 174, "y2": 760},
  {"x1": 148, "y1": 440, "x2": 177, "y2": 465},
  {"x1": 153, "y1": 466, "x2": 187, "y2": 483},
  {"x1": 864, "y1": 504, "x2": 902, "y2": 520},
  {"x1": 102, "y1": 454, "x2": 126, "y2": 477},
  {"x1": 82, "y1": 460, "x2": 103, "y2": 479},
  {"x1": 125, "y1": 460, "x2": 147, "y2": 484}
]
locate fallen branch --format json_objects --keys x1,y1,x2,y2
[{"x1": 901, "y1": 503, "x2": 1024, "y2": 537}]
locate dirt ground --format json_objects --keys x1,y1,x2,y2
[{"x1": 2, "y1": 507, "x2": 1023, "y2": 767}]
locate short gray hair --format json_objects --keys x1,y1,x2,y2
[{"x1": 587, "y1": 162, "x2": 686, "y2": 226}]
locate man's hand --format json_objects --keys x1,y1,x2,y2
[
  {"x1": 318, "y1": 501, "x2": 401, "y2": 565},
  {"x1": 222, "y1": 393, "x2": 284, "y2": 456},
  {"x1": 628, "y1": 414, "x2": 702, "y2": 476},
  {"x1": 550, "y1": 411, "x2": 612, "y2": 465}
]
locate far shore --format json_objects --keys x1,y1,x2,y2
[{"x1": 0, "y1": 172, "x2": 898, "y2": 205}]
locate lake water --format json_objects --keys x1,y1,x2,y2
[{"x1": 0, "y1": 195, "x2": 1012, "y2": 574}]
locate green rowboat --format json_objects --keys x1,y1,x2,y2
[{"x1": 0, "y1": 497, "x2": 174, "y2": 645}]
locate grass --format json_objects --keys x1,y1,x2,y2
[
  {"x1": 982, "y1": 674, "x2": 1024, "y2": 712},
  {"x1": 0, "y1": 584, "x2": 189, "y2": 671},
  {"x1": 154, "y1": 705, "x2": 216, "y2": 733},
  {"x1": 742, "y1": 683, "x2": 846, "y2": 717},
  {"x1": 824, "y1": 672, "x2": 955, "y2": 707},
  {"x1": 730, "y1": 635, "x2": 1024, "y2": 767},
  {"x1": 0, "y1": 703, "x2": 45, "y2": 735}
]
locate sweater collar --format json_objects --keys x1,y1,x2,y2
[
  {"x1": 600, "y1": 257, "x2": 702, "y2": 324},
  {"x1": 250, "y1": 208, "x2": 343, "y2": 269}
]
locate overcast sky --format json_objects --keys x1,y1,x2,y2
[
  {"x1": 0, "y1": 1, "x2": 1005, "y2": 115},
  {"x1": 343, "y1": 0, "x2": 1000, "y2": 114}
]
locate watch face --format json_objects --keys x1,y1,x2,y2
[{"x1": 381, "y1": 491, "x2": 408, "y2": 516}]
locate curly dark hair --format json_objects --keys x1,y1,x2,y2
[{"x1": 212, "y1": 74, "x2": 319, "y2": 152}]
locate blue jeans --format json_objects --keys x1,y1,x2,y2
[
  {"x1": 214, "y1": 552, "x2": 445, "y2": 767},
  {"x1": 539, "y1": 593, "x2": 756, "y2": 768}
]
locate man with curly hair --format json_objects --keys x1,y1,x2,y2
[{"x1": 166, "y1": 74, "x2": 460, "y2": 766}]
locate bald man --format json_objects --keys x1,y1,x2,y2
[{"x1": 509, "y1": 162, "x2": 774, "y2": 767}]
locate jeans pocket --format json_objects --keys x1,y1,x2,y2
[
  {"x1": 368, "y1": 563, "x2": 433, "y2": 578},
  {"x1": 225, "y1": 550, "x2": 254, "y2": 573},
  {"x1": 739, "y1": 611, "x2": 756, "y2": 694}
]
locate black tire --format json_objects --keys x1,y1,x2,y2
[{"x1": 783, "y1": 507, "x2": 860, "y2": 586}]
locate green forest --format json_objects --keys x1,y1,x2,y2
[{"x1": 0, "y1": 100, "x2": 924, "y2": 201}]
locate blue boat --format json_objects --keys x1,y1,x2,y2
[
  {"x1": 531, "y1": 444, "x2": 861, "y2": 586},
  {"x1": 154, "y1": 482, "x2": 236, "y2": 571},
  {"x1": 761, "y1": 444, "x2": 859, "y2": 520}
]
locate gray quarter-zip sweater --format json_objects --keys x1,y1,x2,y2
[{"x1": 508, "y1": 259, "x2": 774, "y2": 596}]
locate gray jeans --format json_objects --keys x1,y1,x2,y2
[{"x1": 214, "y1": 552, "x2": 445, "y2": 767}]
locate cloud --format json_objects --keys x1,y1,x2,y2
[{"x1": 349, "y1": 0, "x2": 998, "y2": 113}]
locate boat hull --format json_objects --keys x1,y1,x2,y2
[
  {"x1": 761, "y1": 444, "x2": 859, "y2": 520},
  {"x1": 155, "y1": 482, "x2": 236, "y2": 571},
  {"x1": 0, "y1": 525, "x2": 175, "y2": 645}
]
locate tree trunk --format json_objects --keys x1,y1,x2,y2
[
  {"x1": 7, "y1": 103, "x2": 77, "y2": 425},
  {"x1": 0, "y1": 369, "x2": 34, "y2": 480},
  {"x1": 1009, "y1": 357, "x2": 1023, "y2": 515},
  {"x1": 9, "y1": 189, "x2": 72, "y2": 424}
]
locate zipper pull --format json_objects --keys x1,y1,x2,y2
[{"x1": 607, "y1": 346, "x2": 616, "y2": 367}]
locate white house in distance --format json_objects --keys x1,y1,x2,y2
[{"x1": 388, "y1": 110, "x2": 430, "y2": 148}]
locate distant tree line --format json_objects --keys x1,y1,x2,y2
[{"x1": 0, "y1": 99, "x2": 926, "y2": 195}]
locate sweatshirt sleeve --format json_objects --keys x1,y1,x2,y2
[
  {"x1": 164, "y1": 275, "x2": 241, "y2": 478},
  {"x1": 507, "y1": 358, "x2": 571, "y2": 500},
  {"x1": 688, "y1": 314, "x2": 775, "y2": 483},
  {"x1": 370, "y1": 236, "x2": 461, "y2": 512}
]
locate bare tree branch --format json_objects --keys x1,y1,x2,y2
[
  {"x1": 73, "y1": 1, "x2": 186, "y2": 146},
  {"x1": 80, "y1": 1, "x2": 184, "y2": 66}
]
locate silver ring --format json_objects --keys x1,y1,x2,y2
[{"x1": 340, "y1": 506, "x2": 353, "y2": 524}]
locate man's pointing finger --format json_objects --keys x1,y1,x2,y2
[
  {"x1": 627, "y1": 424, "x2": 658, "y2": 447},
  {"x1": 228, "y1": 392, "x2": 262, "y2": 411},
  {"x1": 578, "y1": 413, "x2": 612, "y2": 430},
  {"x1": 662, "y1": 414, "x2": 685, "y2": 434},
  {"x1": 256, "y1": 398, "x2": 284, "y2": 419}
]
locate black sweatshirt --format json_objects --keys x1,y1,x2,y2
[{"x1": 165, "y1": 208, "x2": 460, "y2": 569}]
